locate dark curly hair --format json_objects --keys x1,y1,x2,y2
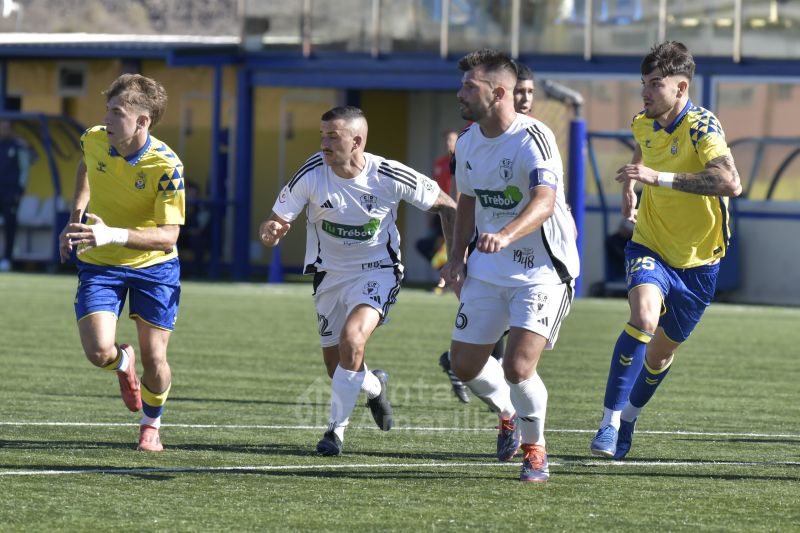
[
  {"x1": 457, "y1": 48, "x2": 518, "y2": 80},
  {"x1": 641, "y1": 41, "x2": 695, "y2": 80}
]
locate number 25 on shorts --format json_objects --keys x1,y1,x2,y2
[{"x1": 626, "y1": 256, "x2": 655, "y2": 275}]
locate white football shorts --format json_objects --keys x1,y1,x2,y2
[
  {"x1": 313, "y1": 268, "x2": 403, "y2": 347},
  {"x1": 451, "y1": 276, "x2": 573, "y2": 350}
]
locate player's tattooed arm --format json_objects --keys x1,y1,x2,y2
[
  {"x1": 616, "y1": 151, "x2": 741, "y2": 197},
  {"x1": 674, "y1": 155, "x2": 742, "y2": 197}
]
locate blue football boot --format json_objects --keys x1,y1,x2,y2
[
  {"x1": 316, "y1": 430, "x2": 343, "y2": 456},
  {"x1": 590, "y1": 425, "x2": 618, "y2": 458},
  {"x1": 613, "y1": 418, "x2": 637, "y2": 460},
  {"x1": 496, "y1": 414, "x2": 521, "y2": 462}
]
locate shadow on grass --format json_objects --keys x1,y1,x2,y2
[
  {"x1": 230, "y1": 470, "x2": 505, "y2": 480},
  {"x1": 0, "y1": 439, "x2": 137, "y2": 451},
  {"x1": 0, "y1": 463, "x2": 509, "y2": 482},
  {"x1": 555, "y1": 454, "x2": 800, "y2": 482},
  {"x1": 560, "y1": 453, "x2": 800, "y2": 466},
  {"x1": 5, "y1": 449, "x2": 796, "y2": 481},
  {"x1": 0, "y1": 438, "x2": 490, "y2": 461},
  {"x1": 3, "y1": 461, "x2": 797, "y2": 482},
  {"x1": 169, "y1": 442, "x2": 493, "y2": 462}
]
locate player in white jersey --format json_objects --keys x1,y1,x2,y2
[
  {"x1": 437, "y1": 60, "x2": 563, "y2": 403},
  {"x1": 261, "y1": 106, "x2": 456, "y2": 456},
  {"x1": 441, "y1": 49, "x2": 580, "y2": 482}
]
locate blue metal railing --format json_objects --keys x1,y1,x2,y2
[
  {"x1": 580, "y1": 129, "x2": 800, "y2": 294},
  {"x1": 726, "y1": 137, "x2": 800, "y2": 199}
]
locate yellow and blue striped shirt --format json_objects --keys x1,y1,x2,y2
[
  {"x1": 631, "y1": 100, "x2": 732, "y2": 268},
  {"x1": 80, "y1": 126, "x2": 185, "y2": 268}
]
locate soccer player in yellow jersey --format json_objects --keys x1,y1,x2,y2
[
  {"x1": 59, "y1": 74, "x2": 185, "y2": 452},
  {"x1": 590, "y1": 42, "x2": 741, "y2": 460}
]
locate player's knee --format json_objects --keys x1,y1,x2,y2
[
  {"x1": 339, "y1": 327, "x2": 368, "y2": 353},
  {"x1": 627, "y1": 314, "x2": 658, "y2": 335},
  {"x1": 84, "y1": 345, "x2": 117, "y2": 367},
  {"x1": 502, "y1": 357, "x2": 537, "y2": 384},
  {"x1": 450, "y1": 358, "x2": 470, "y2": 381},
  {"x1": 337, "y1": 338, "x2": 366, "y2": 370},
  {"x1": 502, "y1": 363, "x2": 525, "y2": 384},
  {"x1": 143, "y1": 351, "x2": 169, "y2": 370},
  {"x1": 449, "y1": 351, "x2": 479, "y2": 381},
  {"x1": 645, "y1": 348, "x2": 675, "y2": 371}
]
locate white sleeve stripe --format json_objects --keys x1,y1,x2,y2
[
  {"x1": 288, "y1": 154, "x2": 323, "y2": 190},
  {"x1": 526, "y1": 125, "x2": 552, "y2": 160}
]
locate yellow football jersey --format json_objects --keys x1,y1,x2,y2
[
  {"x1": 630, "y1": 101, "x2": 732, "y2": 268},
  {"x1": 79, "y1": 126, "x2": 185, "y2": 268}
]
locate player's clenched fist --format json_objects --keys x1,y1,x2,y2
[
  {"x1": 615, "y1": 163, "x2": 658, "y2": 186},
  {"x1": 476, "y1": 232, "x2": 510, "y2": 254},
  {"x1": 260, "y1": 218, "x2": 291, "y2": 247}
]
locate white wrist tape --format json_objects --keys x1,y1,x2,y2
[
  {"x1": 91, "y1": 225, "x2": 129, "y2": 247},
  {"x1": 657, "y1": 172, "x2": 675, "y2": 189}
]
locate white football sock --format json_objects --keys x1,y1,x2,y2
[
  {"x1": 140, "y1": 414, "x2": 161, "y2": 429},
  {"x1": 508, "y1": 373, "x2": 547, "y2": 445},
  {"x1": 600, "y1": 407, "x2": 621, "y2": 430},
  {"x1": 465, "y1": 356, "x2": 514, "y2": 418},
  {"x1": 360, "y1": 363, "x2": 381, "y2": 400},
  {"x1": 621, "y1": 402, "x2": 642, "y2": 422},
  {"x1": 327, "y1": 422, "x2": 346, "y2": 442},
  {"x1": 108, "y1": 345, "x2": 129, "y2": 371},
  {"x1": 328, "y1": 365, "x2": 366, "y2": 441}
]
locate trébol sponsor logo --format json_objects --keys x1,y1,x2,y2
[
  {"x1": 474, "y1": 186, "x2": 523, "y2": 210},
  {"x1": 321, "y1": 218, "x2": 381, "y2": 240}
]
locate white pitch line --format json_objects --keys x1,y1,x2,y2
[
  {"x1": 1, "y1": 459, "x2": 798, "y2": 477},
  {"x1": 1, "y1": 421, "x2": 799, "y2": 439}
]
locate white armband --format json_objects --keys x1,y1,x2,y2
[
  {"x1": 91, "y1": 225, "x2": 129, "y2": 247},
  {"x1": 657, "y1": 172, "x2": 675, "y2": 189}
]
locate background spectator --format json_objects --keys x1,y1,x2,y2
[{"x1": 0, "y1": 120, "x2": 30, "y2": 272}]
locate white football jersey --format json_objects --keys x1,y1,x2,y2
[
  {"x1": 455, "y1": 114, "x2": 580, "y2": 287},
  {"x1": 273, "y1": 151, "x2": 440, "y2": 274}
]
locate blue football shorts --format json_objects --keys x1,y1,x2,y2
[
  {"x1": 74, "y1": 258, "x2": 181, "y2": 331},
  {"x1": 624, "y1": 241, "x2": 719, "y2": 343}
]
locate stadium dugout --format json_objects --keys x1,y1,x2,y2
[{"x1": 0, "y1": 111, "x2": 81, "y2": 266}]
